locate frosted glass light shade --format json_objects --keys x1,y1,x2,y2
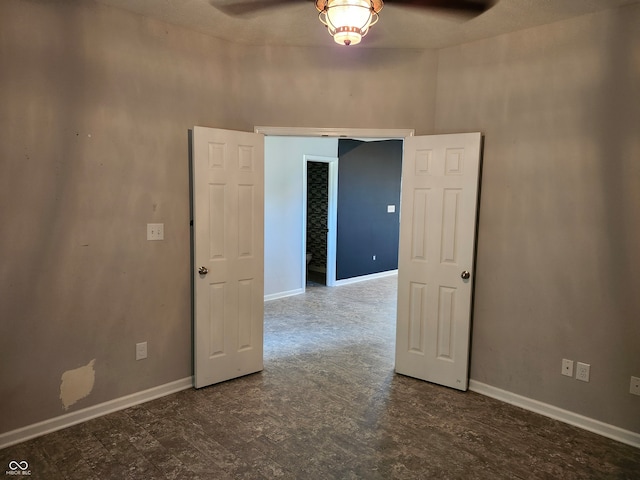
[{"x1": 316, "y1": 0, "x2": 382, "y2": 46}]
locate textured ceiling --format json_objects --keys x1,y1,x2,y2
[{"x1": 94, "y1": 0, "x2": 640, "y2": 49}]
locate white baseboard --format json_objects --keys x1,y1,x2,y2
[
  {"x1": 4, "y1": 375, "x2": 637, "y2": 451},
  {"x1": 0, "y1": 377, "x2": 193, "y2": 450},
  {"x1": 264, "y1": 288, "x2": 304, "y2": 302},
  {"x1": 334, "y1": 270, "x2": 398, "y2": 286},
  {"x1": 469, "y1": 380, "x2": 640, "y2": 449}
]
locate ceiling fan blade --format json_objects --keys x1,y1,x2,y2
[
  {"x1": 214, "y1": 0, "x2": 302, "y2": 17},
  {"x1": 386, "y1": 0, "x2": 493, "y2": 14}
]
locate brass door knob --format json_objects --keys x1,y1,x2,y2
[
  {"x1": 461, "y1": 270, "x2": 471, "y2": 280},
  {"x1": 198, "y1": 266, "x2": 208, "y2": 275}
]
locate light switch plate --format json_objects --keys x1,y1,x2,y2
[
  {"x1": 631, "y1": 376, "x2": 640, "y2": 396},
  {"x1": 387, "y1": 205, "x2": 396, "y2": 213},
  {"x1": 147, "y1": 223, "x2": 164, "y2": 241}
]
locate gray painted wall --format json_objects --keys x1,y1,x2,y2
[
  {"x1": 1, "y1": 0, "x2": 637, "y2": 436},
  {"x1": 435, "y1": 4, "x2": 640, "y2": 432},
  {"x1": 0, "y1": 0, "x2": 437, "y2": 433}
]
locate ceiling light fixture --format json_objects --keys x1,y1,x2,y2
[{"x1": 315, "y1": 0, "x2": 383, "y2": 46}]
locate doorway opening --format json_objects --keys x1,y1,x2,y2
[
  {"x1": 306, "y1": 161, "x2": 329, "y2": 285},
  {"x1": 193, "y1": 126, "x2": 482, "y2": 392},
  {"x1": 303, "y1": 155, "x2": 339, "y2": 288},
  {"x1": 261, "y1": 128, "x2": 412, "y2": 300}
]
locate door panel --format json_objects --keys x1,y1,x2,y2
[
  {"x1": 395, "y1": 133, "x2": 482, "y2": 391},
  {"x1": 192, "y1": 126, "x2": 264, "y2": 388}
]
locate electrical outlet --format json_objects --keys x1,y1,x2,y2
[
  {"x1": 373, "y1": 255, "x2": 376, "y2": 260},
  {"x1": 136, "y1": 342, "x2": 148, "y2": 360},
  {"x1": 561, "y1": 359, "x2": 574, "y2": 377},
  {"x1": 631, "y1": 376, "x2": 640, "y2": 396},
  {"x1": 576, "y1": 362, "x2": 590, "y2": 382}
]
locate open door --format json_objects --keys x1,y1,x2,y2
[
  {"x1": 192, "y1": 126, "x2": 264, "y2": 388},
  {"x1": 395, "y1": 132, "x2": 482, "y2": 391}
]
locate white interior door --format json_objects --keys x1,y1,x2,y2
[
  {"x1": 192, "y1": 126, "x2": 264, "y2": 388},
  {"x1": 395, "y1": 132, "x2": 482, "y2": 391}
]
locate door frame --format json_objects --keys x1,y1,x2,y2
[
  {"x1": 255, "y1": 126, "x2": 415, "y2": 139},
  {"x1": 303, "y1": 155, "x2": 339, "y2": 287}
]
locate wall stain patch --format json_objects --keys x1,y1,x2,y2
[{"x1": 59, "y1": 359, "x2": 96, "y2": 410}]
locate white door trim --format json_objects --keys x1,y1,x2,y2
[
  {"x1": 255, "y1": 126, "x2": 415, "y2": 139},
  {"x1": 303, "y1": 155, "x2": 339, "y2": 287}
]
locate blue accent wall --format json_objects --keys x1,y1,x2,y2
[{"x1": 336, "y1": 139, "x2": 403, "y2": 280}]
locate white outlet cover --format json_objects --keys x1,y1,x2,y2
[
  {"x1": 561, "y1": 359, "x2": 574, "y2": 377},
  {"x1": 387, "y1": 205, "x2": 396, "y2": 213},
  {"x1": 136, "y1": 341, "x2": 148, "y2": 360},
  {"x1": 576, "y1": 362, "x2": 590, "y2": 382}
]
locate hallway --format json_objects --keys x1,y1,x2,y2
[{"x1": 2, "y1": 276, "x2": 639, "y2": 479}]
